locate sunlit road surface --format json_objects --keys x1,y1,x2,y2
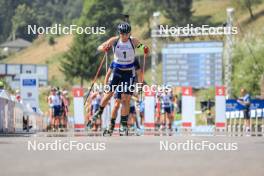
[{"x1": 0, "y1": 135, "x2": 263, "y2": 176}]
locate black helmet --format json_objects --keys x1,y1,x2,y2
[{"x1": 117, "y1": 22, "x2": 131, "y2": 34}]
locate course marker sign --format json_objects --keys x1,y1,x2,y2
[
  {"x1": 215, "y1": 86, "x2": 226, "y2": 128},
  {"x1": 72, "y1": 88, "x2": 84, "y2": 131},
  {"x1": 182, "y1": 87, "x2": 195, "y2": 128}
]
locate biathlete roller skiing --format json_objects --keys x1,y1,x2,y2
[{"x1": 86, "y1": 22, "x2": 149, "y2": 136}]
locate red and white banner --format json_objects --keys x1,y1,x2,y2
[
  {"x1": 182, "y1": 87, "x2": 195, "y2": 128},
  {"x1": 215, "y1": 86, "x2": 226, "y2": 128},
  {"x1": 144, "y1": 86, "x2": 155, "y2": 129}
]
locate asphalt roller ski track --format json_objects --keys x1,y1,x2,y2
[{"x1": 0, "y1": 134, "x2": 263, "y2": 176}]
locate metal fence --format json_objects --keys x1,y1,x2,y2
[{"x1": 0, "y1": 90, "x2": 46, "y2": 134}]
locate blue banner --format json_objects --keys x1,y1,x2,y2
[
  {"x1": 22, "y1": 79, "x2": 36, "y2": 86},
  {"x1": 226, "y1": 99, "x2": 245, "y2": 111},
  {"x1": 226, "y1": 99, "x2": 264, "y2": 112},
  {"x1": 250, "y1": 99, "x2": 264, "y2": 110}
]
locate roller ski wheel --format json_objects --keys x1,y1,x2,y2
[{"x1": 103, "y1": 129, "x2": 113, "y2": 136}]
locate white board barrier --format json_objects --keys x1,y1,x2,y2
[
  {"x1": 182, "y1": 87, "x2": 196, "y2": 128},
  {"x1": 215, "y1": 86, "x2": 226, "y2": 128},
  {"x1": 144, "y1": 87, "x2": 155, "y2": 129},
  {"x1": 72, "y1": 88, "x2": 84, "y2": 131}
]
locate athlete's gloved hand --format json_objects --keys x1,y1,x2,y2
[
  {"x1": 103, "y1": 45, "x2": 111, "y2": 52},
  {"x1": 143, "y1": 46, "x2": 149, "y2": 54}
]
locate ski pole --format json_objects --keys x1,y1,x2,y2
[
  {"x1": 140, "y1": 53, "x2": 147, "y2": 101},
  {"x1": 84, "y1": 52, "x2": 107, "y2": 105}
]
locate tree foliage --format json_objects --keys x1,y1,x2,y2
[
  {"x1": 123, "y1": 0, "x2": 193, "y2": 37},
  {"x1": 232, "y1": 38, "x2": 264, "y2": 97},
  {"x1": 232, "y1": 0, "x2": 262, "y2": 19},
  {"x1": 12, "y1": 4, "x2": 37, "y2": 41},
  {"x1": 60, "y1": 0, "x2": 123, "y2": 86},
  {"x1": 0, "y1": 0, "x2": 83, "y2": 42},
  {"x1": 160, "y1": 0, "x2": 193, "y2": 25}
]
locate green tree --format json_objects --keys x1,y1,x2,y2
[
  {"x1": 160, "y1": 0, "x2": 193, "y2": 25},
  {"x1": 0, "y1": 0, "x2": 83, "y2": 43},
  {"x1": 62, "y1": 0, "x2": 83, "y2": 24},
  {"x1": 123, "y1": 0, "x2": 193, "y2": 37},
  {"x1": 232, "y1": 38, "x2": 264, "y2": 96},
  {"x1": 12, "y1": 4, "x2": 37, "y2": 41},
  {"x1": 61, "y1": 0, "x2": 123, "y2": 87},
  {"x1": 232, "y1": 0, "x2": 262, "y2": 19},
  {"x1": 123, "y1": 0, "x2": 158, "y2": 38},
  {"x1": 0, "y1": 0, "x2": 24, "y2": 42}
]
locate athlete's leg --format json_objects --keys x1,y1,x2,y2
[
  {"x1": 60, "y1": 110, "x2": 65, "y2": 130},
  {"x1": 169, "y1": 112, "x2": 174, "y2": 130},
  {"x1": 89, "y1": 91, "x2": 114, "y2": 123},
  {"x1": 131, "y1": 112, "x2": 137, "y2": 129},
  {"x1": 128, "y1": 112, "x2": 133, "y2": 129},
  {"x1": 108, "y1": 99, "x2": 121, "y2": 132},
  {"x1": 55, "y1": 116, "x2": 59, "y2": 129},
  {"x1": 160, "y1": 108, "x2": 165, "y2": 130},
  {"x1": 140, "y1": 111, "x2": 144, "y2": 126},
  {"x1": 103, "y1": 92, "x2": 122, "y2": 136},
  {"x1": 134, "y1": 102, "x2": 141, "y2": 129},
  {"x1": 119, "y1": 94, "x2": 130, "y2": 135},
  {"x1": 49, "y1": 107, "x2": 54, "y2": 130},
  {"x1": 165, "y1": 108, "x2": 172, "y2": 130},
  {"x1": 90, "y1": 69, "x2": 122, "y2": 123},
  {"x1": 121, "y1": 94, "x2": 130, "y2": 115},
  {"x1": 111, "y1": 93, "x2": 122, "y2": 120},
  {"x1": 118, "y1": 69, "x2": 135, "y2": 135},
  {"x1": 129, "y1": 105, "x2": 136, "y2": 129},
  {"x1": 138, "y1": 101, "x2": 144, "y2": 126},
  {"x1": 64, "y1": 107, "x2": 69, "y2": 129},
  {"x1": 167, "y1": 113, "x2": 172, "y2": 130},
  {"x1": 165, "y1": 112, "x2": 169, "y2": 130},
  {"x1": 170, "y1": 104, "x2": 174, "y2": 130},
  {"x1": 95, "y1": 118, "x2": 101, "y2": 131}
]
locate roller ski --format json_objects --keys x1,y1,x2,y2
[
  {"x1": 103, "y1": 121, "x2": 115, "y2": 136},
  {"x1": 86, "y1": 110, "x2": 102, "y2": 130},
  {"x1": 119, "y1": 125, "x2": 129, "y2": 136},
  {"x1": 103, "y1": 128, "x2": 114, "y2": 136}
]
